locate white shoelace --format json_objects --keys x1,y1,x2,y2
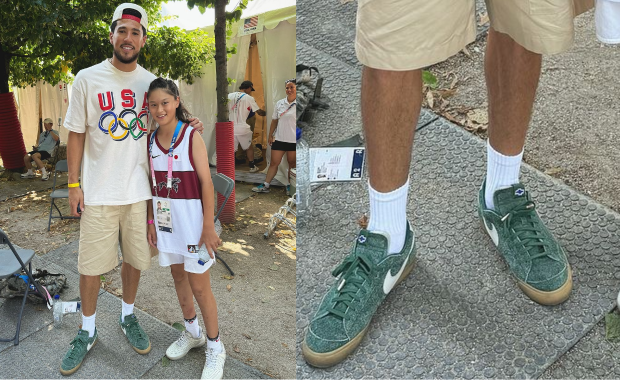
[
  {"x1": 176, "y1": 331, "x2": 191, "y2": 347},
  {"x1": 205, "y1": 348, "x2": 219, "y2": 368}
]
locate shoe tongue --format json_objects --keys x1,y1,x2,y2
[
  {"x1": 355, "y1": 229, "x2": 389, "y2": 264},
  {"x1": 493, "y1": 183, "x2": 528, "y2": 215}
]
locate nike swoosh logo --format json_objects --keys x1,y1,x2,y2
[
  {"x1": 383, "y1": 255, "x2": 410, "y2": 295},
  {"x1": 483, "y1": 217, "x2": 499, "y2": 247},
  {"x1": 151, "y1": 155, "x2": 161, "y2": 159},
  {"x1": 87, "y1": 341, "x2": 94, "y2": 350}
]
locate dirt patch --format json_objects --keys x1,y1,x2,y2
[{"x1": 0, "y1": 187, "x2": 80, "y2": 254}]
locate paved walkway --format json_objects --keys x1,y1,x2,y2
[
  {"x1": 0, "y1": 243, "x2": 267, "y2": 379},
  {"x1": 296, "y1": 1, "x2": 620, "y2": 378}
]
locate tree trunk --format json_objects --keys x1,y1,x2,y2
[
  {"x1": 214, "y1": 0, "x2": 228, "y2": 123},
  {"x1": 0, "y1": 47, "x2": 11, "y2": 94}
]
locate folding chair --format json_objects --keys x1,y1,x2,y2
[
  {"x1": 30, "y1": 139, "x2": 60, "y2": 173},
  {"x1": 212, "y1": 173, "x2": 235, "y2": 276},
  {"x1": 0, "y1": 229, "x2": 49, "y2": 345},
  {"x1": 48, "y1": 160, "x2": 80, "y2": 231}
]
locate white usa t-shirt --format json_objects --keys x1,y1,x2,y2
[
  {"x1": 64, "y1": 60, "x2": 156, "y2": 205},
  {"x1": 272, "y1": 97, "x2": 297, "y2": 144},
  {"x1": 228, "y1": 92, "x2": 260, "y2": 135}
]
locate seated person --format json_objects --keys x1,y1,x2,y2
[{"x1": 21, "y1": 118, "x2": 59, "y2": 181}]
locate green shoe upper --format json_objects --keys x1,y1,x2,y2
[
  {"x1": 120, "y1": 314, "x2": 150, "y2": 351},
  {"x1": 305, "y1": 222, "x2": 416, "y2": 354},
  {"x1": 478, "y1": 181, "x2": 569, "y2": 291},
  {"x1": 61, "y1": 329, "x2": 97, "y2": 372}
]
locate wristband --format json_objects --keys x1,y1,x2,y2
[
  {"x1": 147, "y1": 219, "x2": 154, "y2": 225},
  {"x1": 68, "y1": 183, "x2": 80, "y2": 188}
]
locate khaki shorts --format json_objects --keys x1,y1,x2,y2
[
  {"x1": 356, "y1": 0, "x2": 594, "y2": 71},
  {"x1": 78, "y1": 201, "x2": 151, "y2": 276}
]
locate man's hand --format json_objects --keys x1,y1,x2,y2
[
  {"x1": 256, "y1": 109, "x2": 267, "y2": 117},
  {"x1": 188, "y1": 117, "x2": 204, "y2": 134},
  {"x1": 69, "y1": 187, "x2": 84, "y2": 217}
]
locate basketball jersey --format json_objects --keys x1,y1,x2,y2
[{"x1": 149, "y1": 125, "x2": 204, "y2": 258}]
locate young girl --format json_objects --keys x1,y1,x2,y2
[{"x1": 145, "y1": 78, "x2": 225, "y2": 379}]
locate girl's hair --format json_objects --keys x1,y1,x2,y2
[
  {"x1": 285, "y1": 79, "x2": 296, "y2": 85},
  {"x1": 147, "y1": 77, "x2": 192, "y2": 124}
]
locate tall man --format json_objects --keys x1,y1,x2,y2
[
  {"x1": 61, "y1": 4, "x2": 203, "y2": 375},
  {"x1": 228, "y1": 80, "x2": 266, "y2": 172},
  {"x1": 303, "y1": 0, "x2": 593, "y2": 368},
  {"x1": 21, "y1": 118, "x2": 59, "y2": 181}
]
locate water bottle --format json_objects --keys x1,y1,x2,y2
[
  {"x1": 296, "y1": 137, "x2": 311, "y2": 225},
  {"x1": 197, "y1": 244, "x2": 214, "y2": 266},
  {"x1": 53, "y1": 294, "x2": 63, "y2": 327}
]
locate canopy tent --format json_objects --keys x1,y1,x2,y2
[{"x1": 178, "y1": 3, "x2": 296, "y2": 186}]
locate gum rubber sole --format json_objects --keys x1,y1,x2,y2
[
  {"x1": 302, "y1": 257, "x2": 416, "y2": 368},
  {"x1": 59, "y1": 337, "x2": 98, "y2": 376},
  {"x1": 480, "y1": 218, "x2": 572, "y2": 306}
]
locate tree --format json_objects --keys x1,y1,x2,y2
[
  {"x1": 1, "y1": 0, "x2": 219, "y2": 94},
  {"x1": 185, "y1": 0, "x2": 248, "y2": 123}
]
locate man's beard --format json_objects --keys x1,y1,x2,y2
[{"x1": 113, "y1": 46, "x2": 140, "y2": 64}]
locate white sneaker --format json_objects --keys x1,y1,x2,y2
[
  {"x1": 21, "y1": 172, "x2": 35, "y2": 179},
  {"x1": 249, "y1": 166, "x2": 259, "y2": 173},
  {"x1": 202, "y1": 344, "x2": 226, "y2": 379},
  {"x1": 166, "y1": 329, "x2": 206, "y2": 360},
  {"x1": 41, "y1": 173, "x2": 49, "y2": 181}
]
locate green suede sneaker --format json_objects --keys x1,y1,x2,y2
[
  {"x1": 302, "y1": 221, "x2": 416, "y2": 368},
  {"x1": 120, "y1": 313, "x2": 152, "y2": 354},
  {"x1": 60, "y1": 329, "x2": 98, "y2": 376},
  {"x1": 478, "y1": 180, "x2": 572, "y2": 305}
]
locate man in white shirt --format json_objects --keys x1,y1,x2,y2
[{"x1": 228, "y1": 80, "x2": 266, "y2": 172}]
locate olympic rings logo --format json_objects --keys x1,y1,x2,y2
[{"x1": 98, "y1": 109, "x2": 148, "y2": 141}]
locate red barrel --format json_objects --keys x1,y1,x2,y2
[
  {"x1": 0, "y1": 93, "x2": 27, "y2": 170},
  {"x1": 215, "y1": 121, "x2": 235, "y2": 223}
]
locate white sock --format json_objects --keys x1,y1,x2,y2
[
  {"x1": 26, "y1": 169, "x2": 33, "y2": 175},
  {"x1": 485, "y1": 140, "x2": 524, "y2": 210},
  {"x1": 207, "y1": 333, "x2": 222, "y2": 354},
  {"x1": 121, "y1": 300, "x2": 134, "y2": 320},
  {"x1": 82, "y1": 312, "x2": 96, "y2": 338},
  {"x1": 41, "y1": 167, "x2": 47, "y2": 175},
  {"x1": 185, "y1": 316, "x2": 201, "y2": 339},
  {"x1": 367, "y1": 179, "x2": 409, "y2": 255},
  {"x1": 263, "y1": 182, "x2": 270, "y2": 188}
]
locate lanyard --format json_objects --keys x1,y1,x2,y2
[
  {"x1": 149, "y1": 120, "x2": 183, "y2": 198},
  {"x1": 279, "y1": 101, "x2": 296, "y2": 118}
]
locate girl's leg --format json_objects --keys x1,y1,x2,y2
[
  {"x1": 265, "y1": 150, "x2": 286, "y2": 184},
  {"x1": 170, "y1": 264, "x2": 197, "y2": 319},
  {"x1": 187, "y1": 270, "x2": 219, "y2": 340},
  {"x1": 286, "y1": 149, "x2": 296, "y2": 183}
]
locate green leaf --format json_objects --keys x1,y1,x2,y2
[
  {"x1": 162, "y1": 356, "x2": 170, "y2": 367},
  {"x1": 422, "y1": 70, "x2": 438, "y2": 89},
  {"x1": 172, "y1": 322, "x2": 186, "y2": 332},
  {"x1": 99, "y1": 275, "x2": 105, "y2": 282},
  {"x1": 606, "y1": 312, "x2": 620, "y2": 342}
]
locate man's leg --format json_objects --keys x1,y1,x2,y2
[
  {"x1": 21, "y1": 153, "x2": 35, "y2": 178},
  {"x1": 252, "y1": 150, "x2": 285, "y2": 193},
  {"x1": 363, "y1": 68, "x2": 421, "y2": 253},
  {"x1": 479, "y1": 27, "x2": 571, "y2": 305},
  {"x1": 31, "y1": 153, "x2": 49, "y2": 179},
  {"x1": 118, "y1": 201, "x2": 151, "y2": 354},
  {"x1": 484, "y1": 27, "x2": 541, "y2": 209}
]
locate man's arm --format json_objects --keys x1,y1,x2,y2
[
  {"x1": 51, "y1": 130, "x2": 60, "y2": 142},
  {"x1": 67, "y1": 131, "x2": 86, "y2": 216},
  {"x1": 256, "y1": 109, "x2": 266, "y2": 117}
]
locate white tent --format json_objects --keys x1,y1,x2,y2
[
  {"x1": 178, "y1": 2, "x2": 296, "y2": 186},
  {"x1": 14, "y1": 81, "x2": 71, "y2": 148}
]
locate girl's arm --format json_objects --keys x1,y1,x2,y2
[{"x1": 192, "y1": 130, "x2": 222, "y2": 258}]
